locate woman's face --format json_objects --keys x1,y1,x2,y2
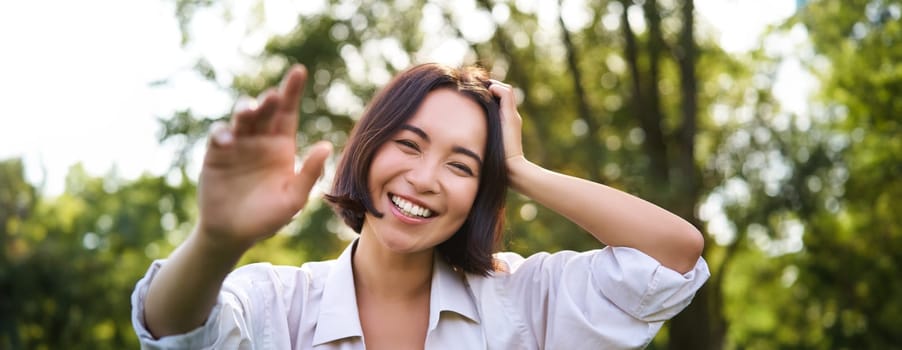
[{"x1": 363, "y1": 88, "x2": 487, "y2": 254}]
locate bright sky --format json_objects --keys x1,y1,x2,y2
[{"x1": 0, "y1": 0, "x2": 798, "y2": 196}]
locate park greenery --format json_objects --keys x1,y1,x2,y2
[{"x1": 1, "y1": 0, "x2": 900, "y2": 348}]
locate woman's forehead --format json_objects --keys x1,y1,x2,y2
[{"x1": 405, "y1": 89, "x2": 487, "y2": 148}]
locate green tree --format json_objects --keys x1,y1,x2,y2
[
  {"x1": 163, "y1": 0, "x2": 745, "y2": 348},
  {"x1": 0, "y1": 160, "x2": 198, "y2": 349},
  {"x1": 154, "y1": 0, "x2": 902, "y2": 348},
  {"x1": 0, "y1": 159, "x2": 39, "y2": 349},
  {"x1": 696, "y1": 0, "x2": 902, "y2": 348},
  {"x1": 741, "y1": 0, "x2": 901, "y2": 347}
]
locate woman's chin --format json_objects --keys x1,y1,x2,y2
[
  {"x1": 375, "y1": 231, "x2": 438, "y2": 256},
  {"x1": 381, "y1": 237, "x2": 423, "y2": 254}
]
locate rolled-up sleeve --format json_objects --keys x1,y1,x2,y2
[
  {"x1": 492, "y1": 247, "x2": 709, "y2": 349},
  {"x1": 130, "y1": 261, "x2": 291, "y2": 350},
  {"x1": 595, "y1": 246, "x2": 709, "y2": 322}
]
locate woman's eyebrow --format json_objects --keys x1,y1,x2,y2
[
  {"x1": 401, "y1": 124, "x2": 429, "y2": 141},
  {"x1": 453, "y1": 146, "x2": 483, "y2": 166},
  {"x1": 401, "y1": 124, "x2": 483, "y2": 165}
]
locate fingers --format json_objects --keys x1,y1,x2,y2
[
  {"x1": 489, "y1": 80, "x2": 518, "y2": 115},
  {"x1": 231, "y1": 64, "x2": 307, "y2": 137},
  {"x1": 274, "y1": 65, "x2": 308, "y2": 135},
  {"x1": 290, "y1": 141, "x2": 333, "y2": 209},
  {"x1": 204, "y1": 121, "x2": 235, "y2": 168},
  {"x1": 209, "y1": 121, "x2": 234, "y2": 148},
  {"x1": 489, "y1": 79, "x2": 511, "y2": 89},
  {"x1": 255, "y1": 89, "x2": 280, "y2": 133},
  {"x1": 488, "y1": 80, "x2": 525, "y2": 160},
  {"x1": 232, "y1": 91, "x2": 280, "y2": 136},
  {"x1": 488, "y1": 80, "x2": 523, "y2": 128}
]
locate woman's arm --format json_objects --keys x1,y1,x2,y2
[
  {"x1": 489, "y1": 82, "x2": 702, "y2": 274},
  {"x1": 143, "y1": 65, "x2": 331, "y2": 337}
]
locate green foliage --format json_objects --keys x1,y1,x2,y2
[
  {"x1": 711, "y1": 0, "x2": 902, "y2": 348},
  {"x1": 749, "y1": 0, "x2": 901, "y2": 347},
  {"x1": 0, "y1": 160, "x2": 347, "y2": 349},
  {"x1": 4, "y1": 0, "x2": 900, "y2": 348},
  {"x1": 0, "y1": 161, "x2": 197, "y2": 349}
]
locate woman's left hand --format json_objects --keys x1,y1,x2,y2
[{"x1": 489, "y1": 81, "x2": 525, "y2": 164}]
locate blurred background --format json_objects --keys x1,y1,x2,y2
[{"x1": 1, "y1": 0, "x2": 899, "y2": 348}]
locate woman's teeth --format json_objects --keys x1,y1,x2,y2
[{"x1": 391, "y1": 195, "x2": 432, "y2": 218}]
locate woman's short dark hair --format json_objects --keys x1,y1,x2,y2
[{"x1": 325, "y1": 63, "x2": 507, "y2": 275}]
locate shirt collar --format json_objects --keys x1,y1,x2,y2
[
  {"x1": 429, "y1": 252, "x2": 481, "y2": 330},
  {"x1": 312, "y1": 240, "x2": 363, "y2": 346},
  {"x1": 312, "y1": 239, "x2": 481, "y2": 345}
]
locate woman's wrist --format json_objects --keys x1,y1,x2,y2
[
  {"x1": 506, "y1": 155, "x2": 540, "y2": 195},
  {"x1": 189, "y1": 224, "x2": 254, "y2": 266},
  {"x1": 143, "y1": 224, "x2": 251, "y2": 337}
]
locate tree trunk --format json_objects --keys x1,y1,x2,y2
[
  {"x1": 620, "y1": 0, "x2": 645, "y2": 156},
  {"x1": 667, "y1": 0, "x2": 723, "y2": 349},
  {"x1": 640, "y1": 0, "x2": 671, "y2": 182},
  {"x1": 622, "y1": 0, "x2": 669, "y2": 186},
  {"x1": 558, "y1": 0, "x2": 604, "y2": 182}
]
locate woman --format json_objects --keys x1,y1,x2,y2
[{"x1": 132, "y1": 63, "x2": 709, "y2": 349}]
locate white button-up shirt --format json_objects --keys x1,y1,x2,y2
[{"x1": 132, "y1": 240, "x2": 709, "y2": 349}]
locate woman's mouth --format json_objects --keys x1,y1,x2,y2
[{"x1": 390, "y1": 194, "x2": 435, "y2": 218}]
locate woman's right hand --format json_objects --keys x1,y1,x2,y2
[{"x1": 197, "y1": 64, "x2": 332, "y2": 250}]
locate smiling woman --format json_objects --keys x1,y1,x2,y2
[
  {"x1": 132, "y1": 62, "x2": 709, "y2": 349},
  {"x1": 326, "y1": 65, "x2": 507, "y2": 276}
]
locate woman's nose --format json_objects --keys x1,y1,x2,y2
[{"x1": 404, "y1": 163, "x2": 441, "y2": 194}]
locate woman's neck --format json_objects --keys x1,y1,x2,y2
[{"x1": 352, "y1": 233, "x2": 434, "y2": 300}]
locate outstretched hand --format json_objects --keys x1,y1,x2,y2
[{"x1": 198, "y1": 65, "x2": 332, "y2": 249}]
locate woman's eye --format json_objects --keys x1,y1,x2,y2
[
  {"x1": 450, "y1": 162, "x2": 475, "y2": 176},
  {"x1": 395, "y1": 139, "x2": 419, "y2": 152}
]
